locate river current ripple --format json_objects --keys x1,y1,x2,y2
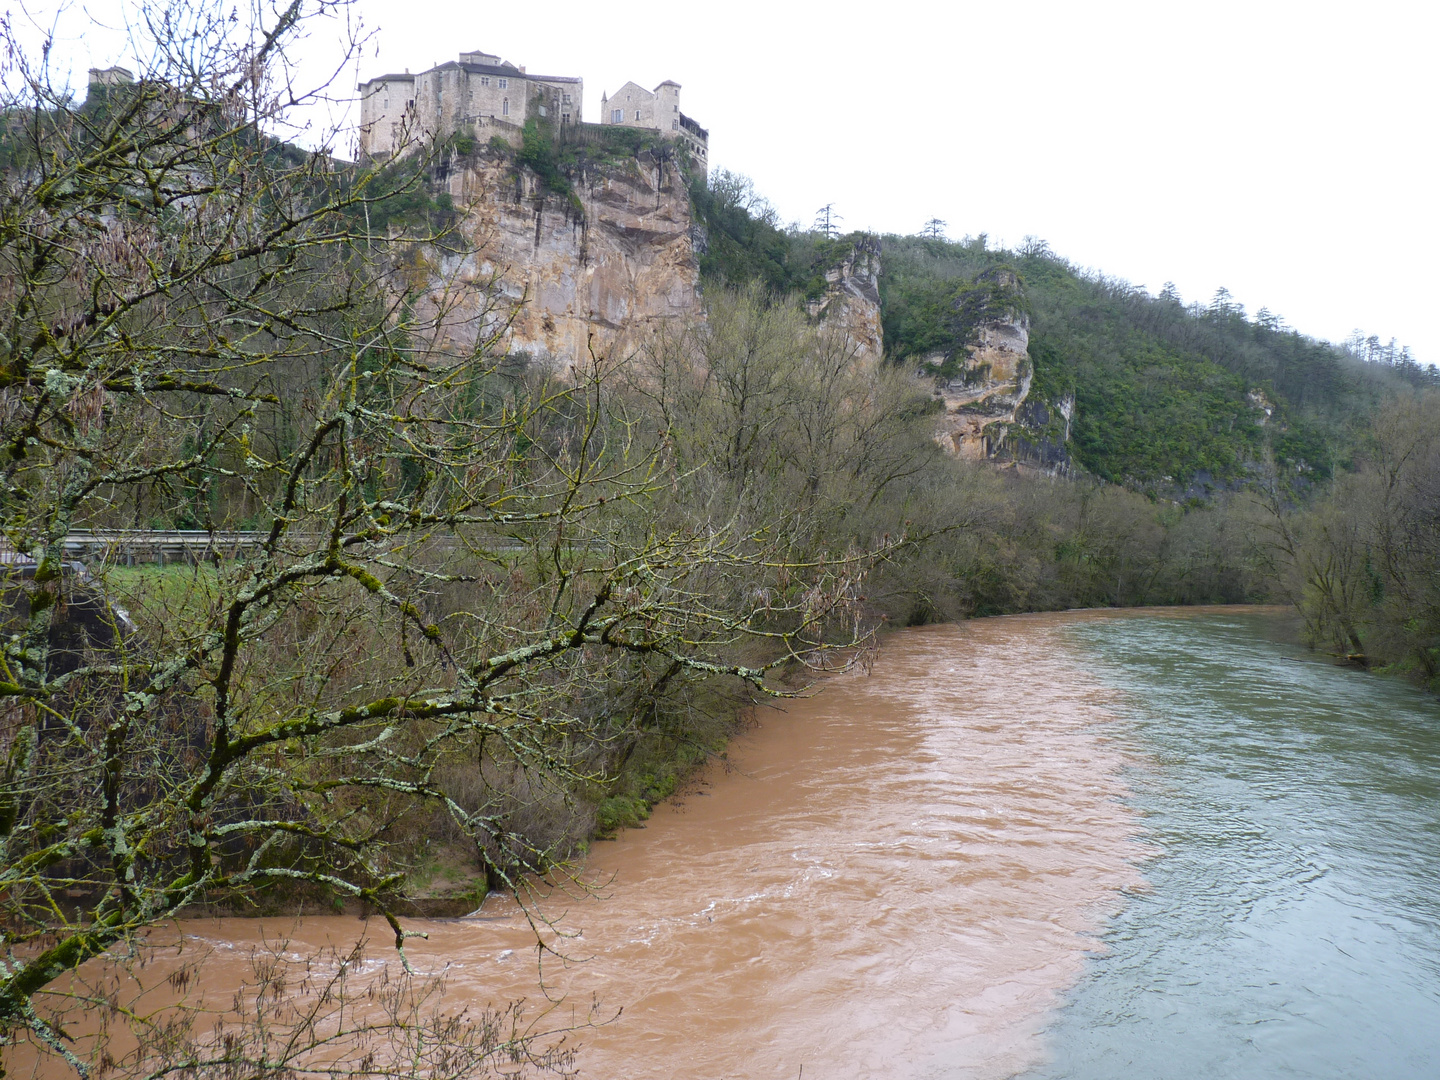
[{"x1": 1024, "y1": 610, "x2": 1440, "y2": 1079}]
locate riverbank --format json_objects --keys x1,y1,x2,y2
[
  {"x1": 185, "y1": 604, "x2": 1304, "y2": 918},
  {"x1": 167, "y1": 612, "x2": 1158, "y2": 1079},
  {"x1": 35, "y1": 605, "x2": 1440, "y2": 1080}
]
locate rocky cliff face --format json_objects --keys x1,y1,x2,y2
[
  {"x1": 918, "y1": 267, "x2": 1077, "y2": 474},
  {"x1": 925, "y1": 269, "x2": 1035, "y2": 459},
  {"x1": 806, "y1": 235, "x2": 884, "y2": 363},
  {"x1": 1004, "y1": 393, "x2": 1077, "y2": 475},
  {"x1": 416, "y1": 152, "x2": 888, "y2": 372},
  {"x1": 422, "y1": 150, "x2": 703, "y2": 367}
]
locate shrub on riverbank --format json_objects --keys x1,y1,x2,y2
[{"x1": 1267, "y1": 392, "x2": 1440, "y2": 689}]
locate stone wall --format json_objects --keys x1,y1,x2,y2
[
  {"x1": 598, "y1": 80, "x2": 705, "y2": 171},
  {"x1": 601, "y1": 81, "x2": 666, "y2": 128},
  {"x1": 359, "y1": 54, "x2": 583, "y2": 160},
  {"x1": 359, "y1": 74, "x2": 415, "y2": 158}
]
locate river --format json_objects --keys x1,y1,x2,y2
[{"x1": 153, "y1": 609, "x2": 1440, "y2": 1077}]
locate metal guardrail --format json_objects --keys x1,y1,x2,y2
[
  {"x1": 54, "y1": 530, "x2": 270, "y2": 566},
  {"x1": 10, "y1": 530, "x2": 593, "y2": 567}
]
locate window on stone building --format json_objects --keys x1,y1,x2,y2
[
  {"x1": 562, "y1": 112, "x2": 571, "y2": 124},
  {"x1": 480, "y1": 76, "x2": 489, "y2": 86},
  {"x1": 612, "y1": 108, "x2": 623, "y2": 122},
  {"x1": 502, "y1": 98, "x2": 509, "y2": 116},
  {"x1": 563, "y1": 93, "x2": 571, "y2": 104},
  {"x1": 498, "y1": 77, "x2": 508, "y2": 88},
  {"x1": 671, "y1": 120, "x2": 677, "y2": 130}
]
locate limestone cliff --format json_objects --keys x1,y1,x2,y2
[
  {"x1": 926, "y1": 269, "x2": 1034, "y2": 459},
  {"x1": 1004, "y1": 393, "x2": 1077, "y2": 475},
  {"x1": 421, "y1": 148, "x2": 702, "y2": 367},
  {"x1": 806, "y1": 235, "x2": 883, "y2": 363},
  {"x1": 414, "y1": 150, "x2": 887, "y2": 372},
  {"x1": 917, "y1": 267, "x2": 1077, "y2": 474}
]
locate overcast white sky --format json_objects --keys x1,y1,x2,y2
[{"x1": 18, "y1": 0, "x2": 1440, "y2": 362}]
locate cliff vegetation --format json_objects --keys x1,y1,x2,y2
[{"x1": 881, "y1": 235, "x2": 1434, "y2": 489}]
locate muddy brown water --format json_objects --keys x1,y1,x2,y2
[
  {"x1": 25, "y1": 605, "x2": 1440, "y2": 1078},
  {"x1": 172, "y1": 612, "x2": 1152, "y2": 1079}
]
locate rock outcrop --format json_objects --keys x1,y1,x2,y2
[
  {"x1": 411, "y1": 155, "x2": 1083, "y2": 473},
  {"x1": 806, "y1": 235, "x2": 883, "y2": 363},
  {"x1": 421, "y1": 150, "x2": 703, "y2": 367},
  {"x1": 928, "y1": 269, "x2": 1034, "y2": 459},
  {"x1": 415, "y1": 151, "x2": 887, "y2": 373},
  {"x1": 918, "y1": 267, "x2": 1078, "y2": 474},
  {"x1": 1004, "y1": 393, "x2": 1076, "y2": 475}
]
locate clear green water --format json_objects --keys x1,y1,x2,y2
[{"x1": 1027, "y1": 611, "x2": 1440, "y2": 1079}]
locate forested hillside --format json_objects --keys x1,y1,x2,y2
[
  {"x1": 689, "y1": 169, "x2": 1439, "y2": 692},
  {"x1": 881, "y1": 235, "x2": 1434, "y2": 488},
  {"x1": 692, "y1": 169, "x2": 1435, "y2": 491}
]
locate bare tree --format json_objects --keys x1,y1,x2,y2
[
  {"x1": 1017, "y1": 235, "x2": 1050, "y2": 258},
  {"x1": 1264, "y1": 392, "x2": 1440, "y2": 669},
  {"x1": 0, "y1": 2, "x2": 880, "y2": 1072},
  {"x1": 813, "y1": 202, "x2": 843, "y2": 238},
  {"x1": 622, "y1": 286, "x2": 934, "y2": 537},
  {"x1": 706, "y1": 168, "x2": 778, "y2": 226}
]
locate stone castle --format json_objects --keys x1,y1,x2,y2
[
  {"x1": 598, "y1": 81, "x2": 710, "y2": 165},
  {"x1": 358, "y1": 49, "x2": 708, "y2": 168}
]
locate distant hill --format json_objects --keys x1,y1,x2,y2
[
  {"x1": 880, "y1": 235, "x2": 1434, "y2": 489},
  {"x1": 690, "y1": 172, "x2": 1436, "y2": 491}
]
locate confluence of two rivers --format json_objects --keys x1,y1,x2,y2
[{"x1": 188, "y1": 608, "x2": 1440, "y2": 1078}]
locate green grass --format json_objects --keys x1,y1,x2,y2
[{"x1": 93, "y1": 562, "x2": 220, "y2": 627}]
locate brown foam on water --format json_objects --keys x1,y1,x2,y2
[{"x1": 160, "y1": 613, "x2": 1151, "y2": 1080}]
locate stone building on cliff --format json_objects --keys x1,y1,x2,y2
[
  {"x1": 358, "y1": 50, "x2": 582, "y2": 158},
  {"x1": 87, "y1": 65, "x2": 136, "y2": 86},
  {"x1": 598, "y1": 80, "x2": 708, "y2": 169},
  {"x1": 358, "y1": 49, "x2": 707, "y2": 168}
]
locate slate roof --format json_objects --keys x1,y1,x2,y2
[{"x1": 362, "y1": 57, "x2": 581, "y2": 90}]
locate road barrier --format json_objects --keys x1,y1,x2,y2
[{"x1": 44, "y1": 530, "x2": 270, "y2": 566}]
